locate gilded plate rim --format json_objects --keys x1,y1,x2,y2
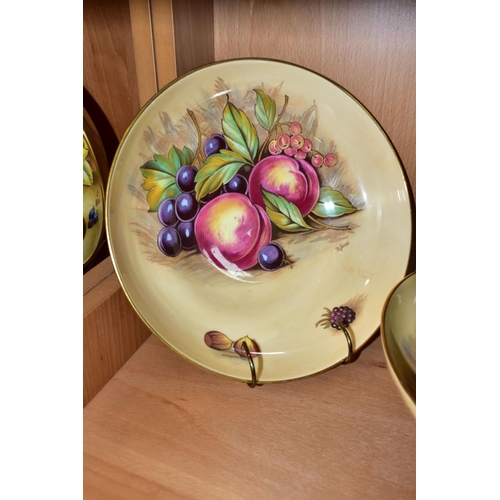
[{"x1": 105, "y1": 57, "x2": 414, "y2": 384}]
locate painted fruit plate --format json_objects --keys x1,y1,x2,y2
[
  {"x1": 83, "y1": 108, "x2": 106, "y2": 268},
  {"x1": 106, "y1": 58, "x2": 412, "y2": 384},
  {"x1": 381, "y1": 272, "x2": 416, "y2": 416}
]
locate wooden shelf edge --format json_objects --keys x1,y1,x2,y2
[{"x1": 84, "y1": 257, "x2": 151, "y2": 407}]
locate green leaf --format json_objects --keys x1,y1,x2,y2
[
  {"x1": 312, "y1": 187, "x2": 357, "y2": 218},
  {"x1": 261, "y1": 188, "x2": 315, "y2": 233},
  {"x1": 222, "y1": 102, "x2": 259, "y2": 164},
  {"x1": 139, "y1": 144, "x2": 193, "y2": 211},
  {"x1": 179, "y1": 146, "x2": 195, "y2": 166},
  {"x1": 83, "y1": 160, "x2": 93, "y2": 186},
  {"x1": 152, "y1": 145, "x2": 194, "y2": 176},
  {"x1": 194, "y1": 149, "x2": 248, "y2": 201},
  {"x1": 254, "y1": 89, "x2": 276, "y2": 131}
]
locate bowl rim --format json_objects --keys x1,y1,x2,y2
[{"x1": 380, "y1": 271, "x2": 416, "y2": 416}]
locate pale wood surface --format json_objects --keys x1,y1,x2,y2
[
  {"x1": 83, "y1": 255, "x2": 115, "y2": 295},
  {"x1": 84, "y1": 258, "x2": 151, "y2": 407},
  {"x1": 172, "y1": 0, "x2": 215, "y2": 77},
  {"x1": 83, "y1": 0, "x2": 142, "y2": 150},
  {"x1": 213, "y1": 0, "x2": 416, "y2": 201},
  {"x1": 150, "y1": 0, "x2": 177, "y2": 89},
  {"x1": 128, "y1": 0, "x2": 158, "y2": 107},
  {"x1": 84, "y1": 334, "x2": 416, "y2": 499}
]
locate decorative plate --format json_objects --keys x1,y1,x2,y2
[
  {"x1": 381, "y1": 272, "x2": 416, "y2": 416},
  {"x1": 106, "y1": 58, "x2": 412, "y2": 383},
  {"x1": 83, "y1": 108, "x2": 107, "y2": 268}
]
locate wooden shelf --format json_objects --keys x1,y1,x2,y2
[{"x1": 84, "y1": 332, "x2": 415, "y2": 499}]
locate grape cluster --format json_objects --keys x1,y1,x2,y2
[
  {"x1": 329, "y1": 306, "x2": 356, "y2": 329},
  {"x1": 268, "y1": 121, "x2": 337, "y2": 168},
  {"x1": 157, "y1": 133, "x2": 248, "y2": 257},
  {"x1": 157, "y1": 175, "x2": 199, "y2": 257}
]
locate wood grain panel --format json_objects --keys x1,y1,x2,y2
[
  {"x1": 84, "y1": 258, "x2": 151, "y2": 407},
  {"x1": 150, "y1": 0, "x2": 177, "y2": 89},
  {"x1": 83, "y1": 253, "x2": 116, "y2": 295},
  {"x1": 213, "y1": 0, "x2": 416, "y2": 201},
  {"x1": 84, "y1": 334, "x2": 415, "y2": 499},
  {"x1": 83, "y1": 0, "x2": 142, "y2": 152},
  {"x1": 172, "y1": 0, "x2": 215, "y2": 77},
  {"x1": 128, "y1": 0, "x2": 158, "y2": 107}
]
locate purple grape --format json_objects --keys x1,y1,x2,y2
[
  {"x1": 203, "y1": 134, "x2": 227, "y2": 157},
  {"x1": 157, "y1": 226, "x2": 182, "y2": 257},
  {"x1": 175, "y1": 192, "x2": 199, "y2": 222},
  {"x1": 157, "y1": 198, "x2": 178, "y2": 227},
  {"x1": 177, "y1": 221, "x2": 197, "y2": 250},
  {"x1": 176, "y1": 165, "x2": 197, "y2": 193},
  {"x1": 223, "y1": 174, "x2": 248, "y2": 195},
  {"x1": 258, "y1": 242, "x2": 285, "y2": 271}
]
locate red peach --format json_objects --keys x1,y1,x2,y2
[
  {"x1": 230, "y1": 205, "x2": 272, "y2": 271},
  {"x1": 194, "y1": 193, "x2": 271, "y2": 271},
  {"x1": 248, "y1": 154, "x2": 320, "y2": 216}
]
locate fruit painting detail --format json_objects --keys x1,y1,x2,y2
[
  {"x1": 138, "y1": 86, "x2": 359, "y2": 276},
  {"x1": 315, "y1": 306, "x2": 356, "y2": 330},
  {"x1": 88, "y1": 207, "x2": 98, "y2": 229},
  {"x1": 204, "y1": 331, "x2": 261, "y2": 359},
  {"x1": 83, "y1": 130, "x2": 105, "y2": 267}
]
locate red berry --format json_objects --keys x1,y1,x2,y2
[
  {"x1": 311, "y1": 154, "x2": 323, "y2": 167},
  {"x1": 301, "y1": 139, "x2": 313, "y2": 153},
  {"x1": 284, "y1": 147, "x2": 298, "y2": 157},
  {"x1": 277, "y1": 134, "x2": 291, "y2": 150},
  {"x1": 294, "y1": 150, "x2": 307, "y2": 160},
  {"x1": 289, "y1": 122, "x2": 302, "y2": 135},
  {"x1": 290, "y1": 135, "x2": 304, "y2": 149},
  {"x1": 324, "y1": 153, "x2": 338, "y2": 167},
  {"x1": 268, "y1": 140, "x2": 281, "y2": 155}
]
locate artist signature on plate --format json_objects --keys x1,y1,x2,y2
[{"x1": 336, "y1": 241, "x2": 350, "y2": 252}]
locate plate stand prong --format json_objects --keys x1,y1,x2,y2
[
  {"x1": 336, "y1": 321, "x2": 354, "y2": 364},
  {"x1": 242, "y1": 341, "x2": 257, "y2": 388}
]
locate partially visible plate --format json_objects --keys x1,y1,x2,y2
[
  {"x1": 106, "y1": 58, "x2": 412, "y2": 383},
  {"x1": 381, "y1": 272, "x2": 416, "y2": 416},
  {"x1": 83, "y1": 108, "x2": 107, "y2": 268}
]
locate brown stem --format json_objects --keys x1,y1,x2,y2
[{"x1": 187, "y1": 109, "x2": 204, "y2": 166}]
